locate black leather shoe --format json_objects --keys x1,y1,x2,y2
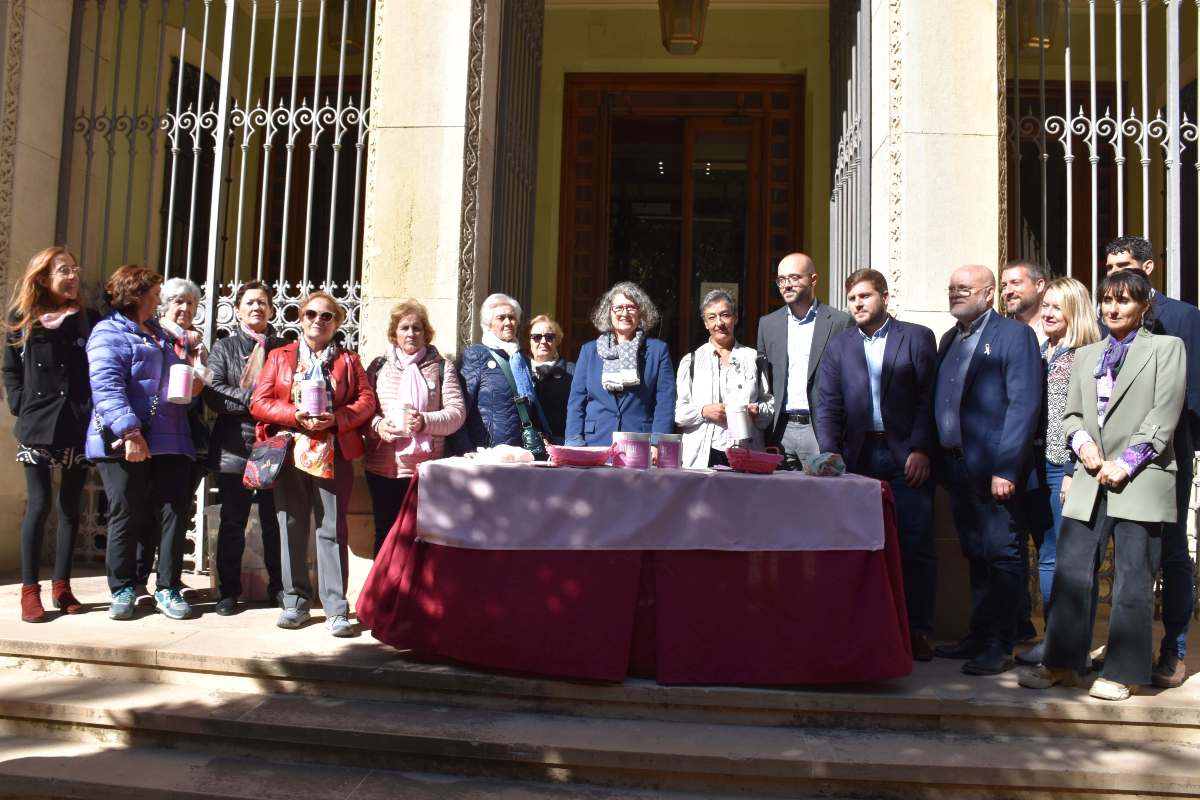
[
  {"x1": 933, "y1": 637, "x2": 986, "y2": 660},
  {"x1": 1015, "y1": 641, "x2": 1045, "y2": 666},
  {"x1": 215, "y1": 596, "x2": 238, "y2": 616},
  {"x1": 962, "y1": 645, "x2": 1015, "y2": 676}
]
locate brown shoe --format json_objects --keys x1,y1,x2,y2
[
  {"x1": 911, "y1": 632, "x2": 934, "y2": 662},
  {"x1": 51, "y1": 580, "x2": 83, "y2": 614},
  {"x1": 20, "y1": 584, "x2": 45, "y2": 623},
  {"x1": 1152, "y1": 653, "x2": 1187, "y2": 689}
]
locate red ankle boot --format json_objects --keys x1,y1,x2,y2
[
  {"x1": 51, "y1": 580, "x2": 83, "y2": 614},
  {"x1": 20, "y1": 584, "x2": 45, "y2": 623}
]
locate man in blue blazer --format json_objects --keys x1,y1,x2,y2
[
  {"x1": 932, "y1": 264, "x2": 1042, "y2": 676},
  {"x1": 756, "y1": 253, "x2": 852, "y2": 462},
  {"x1": 1105, "y1": 235, "x2": 1199, "y2": 689},
  {"x1": 816, "y1": 269, "x2": 939, "y2": 660}
]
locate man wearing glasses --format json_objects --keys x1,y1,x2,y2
[
  {"x1": 756, "y1": 252, "x2": 852, "y2": 463},
  {"x1": 932, "y1": 265, "x2": 1042, "y2": 676}
]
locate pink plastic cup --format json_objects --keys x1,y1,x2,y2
[
  {"x1": 611, "y1": 431, "x2": 651, "y2": 469},
  {"x1": 652, "y1": 433, "x2": 683, "y2": 469}
]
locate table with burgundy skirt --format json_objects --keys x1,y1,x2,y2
[{"x1": 356, "y1": 458, "x2": 912, "y2": 685}]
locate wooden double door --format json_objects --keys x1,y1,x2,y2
[{"x1": 556, "y1": 74, "x2": 804, "y2": 359}]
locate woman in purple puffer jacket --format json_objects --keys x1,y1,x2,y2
[{"x1": 87, "y1": 265, "x2": 200, "y2": 622}]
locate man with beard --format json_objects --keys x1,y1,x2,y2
[
  {"x1": 932, "y1": 265, "x2": 1042, "y2": 676},
  {"x1": 756, "y1": 253, "x2": 852, "y2": 462},
  {"x1": 816, "y1": 268, "x2": 939, "y2": 660},
  {"x1": 1000, "y1": 259, "x2": 1048, "y2": 345}
]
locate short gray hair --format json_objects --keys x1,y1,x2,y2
[
  {"x1": 699, "y1": 289, "x2": 736, "y2": 317},
  {"x1": 479, "y1": 292, "x2": 522, "y2": 335},
  {"x1": 590, "y1": 281, "x2": 661, "y2": 334},
  {"x1": 159, "y1": 277, "x2": 201, "y2": 316}
]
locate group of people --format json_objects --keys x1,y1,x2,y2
[{"x1": 4, "y1": 234, "x2": 1196, "y2": 699}]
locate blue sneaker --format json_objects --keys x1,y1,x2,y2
[
  {"x1": 109, "y1": 587, "x2": 136, "y2": 620},
  {"x1": 153, "y1": 588, "x2": 192, "y2": 620}
]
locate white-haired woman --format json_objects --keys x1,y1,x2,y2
[
  {"x1": 675, "y1": 289, "x2": 773, "y2": 468},
  {"x1": 566, "y1": 281, "x2": 676, "y2": 446},
  {"x1": 456, "y1": 293, "x2": 547, "y2": 452},
  {"x1": 140, "y1": 276, "x2": 210, "y2": 595}
]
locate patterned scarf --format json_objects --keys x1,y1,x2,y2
[
  {"x1": 596, "y1": 329, "x2": 644, "y2": 392},
  {"x1": 389, "y1": 344, "x2": 432, "y2": 456},
  {"x1": 238, "y1": 323, "x2": 269, "y2": 390},
  {"x1": 1094, "y1": 329, "x2": 1138, "y2": 427}
]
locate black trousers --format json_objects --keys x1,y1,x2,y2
[
  {"x1": 364, "y1": 471, "x2": 412, "y2": 557},
  {"x1": 20, "y1": 464, "x2": 89, "y2": 585},
  {"x1": 215, "y1": 471, "x2": 283, "y2": 600},
  {"x1": 1043, "y1": 494, "x2": 1162, "y2": 686},
  {"x1": 97, "y1": 455, "x2": 193, "y2": 594},
  {"x1": 135, "y1": 461, "x2": 205, "y2": 586}
]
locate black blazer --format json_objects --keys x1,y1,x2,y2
[
  {"x1": 755, "y1": 301, "x2": 853, "y2": 437},
  {"x1": 815, "y1": 318, "x2": 938, "y2": 473},
  {"x1": 3, "y1": 309, "x2": 99, "y2": 448},
  {"x1": 203, "y1": 327, "x2": 283, "y2": 474}
]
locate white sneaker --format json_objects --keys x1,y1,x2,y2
[
  {"x1": 325, "y1": 614, "x2": 354, "y2": 638},
  {"x1": 276, "y1": 607, "x2": 311, "y2": 629}
]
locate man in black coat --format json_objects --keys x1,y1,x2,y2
[{"x1": 1104, "y1": 235, "x2": 1200, "y2": 689}]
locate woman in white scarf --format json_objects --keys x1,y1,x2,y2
[{"x1": 675, "y1": 290, "x2": 773, "y2": 468}]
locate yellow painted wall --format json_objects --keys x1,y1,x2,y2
[{"x1": 530, "y1": 5, "x2": 832, "y2": 317}]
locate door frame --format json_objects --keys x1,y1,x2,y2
[{"x1": 555, "y1": 73, "x2": 805, "y2": 357}]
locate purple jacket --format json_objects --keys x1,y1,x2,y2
[{"x1": 85, "y1": 310, "x2": 194, "y2": 460}]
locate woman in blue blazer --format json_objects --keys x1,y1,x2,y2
[{"x1": 565, "y1": 282, "x2": 676, "y2": 446}]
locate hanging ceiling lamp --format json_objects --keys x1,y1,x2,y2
[{"x1": 658, "y1": 0, "x2": 709, "y2": 56}]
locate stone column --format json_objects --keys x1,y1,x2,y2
[
  {"x1": 870, "y1": 0, "x2": 1003, "y2": 334},
  {"x1": 0, "y1": 0, "x2": 74, "y2": 573},
  {"x1": 870, "y1": 0, "x2": 1004, "y2": 638}
]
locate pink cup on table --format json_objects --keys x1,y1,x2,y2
[
  {"x1": 652, "y1": 433, "x2": 682, "y2": 469},
  {"x1": 611, "y1": 431, "x2": 651, "y2": 469}
]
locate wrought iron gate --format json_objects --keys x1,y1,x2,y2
[
  {"x1": 829, "y1": 0, "x2": 870, "y2": 296},
  {"x1": 56, "y1": 0, "x2": 376, "y2": 571}
]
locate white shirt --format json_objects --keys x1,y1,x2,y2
[{"x1": 785, "y1": 301, "x2": 819, "y2": 412}]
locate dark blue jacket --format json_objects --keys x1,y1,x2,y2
[
  {"x1": 565, "y1": 336, "x2": 676, "y2": 446},
  {"x1": 1149, "y1": 292, "x2": 1200, "y2": 452},
  {"x1": 815, "y1": 318, "x2": 938, "y2": 474},
  {"x1": 85, "y1": 311, "x2": 193, "y2": 461},
  {"x1": 456, "y1": 344, "x2": 527, "y2": 450},
  {"x1": 936, "y1": 313, "x2": 1042, "y2": 491}
]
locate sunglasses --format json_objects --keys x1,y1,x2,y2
[
  {"x1": 529, "y1": 333, "x2": 557, "y2": 342},
  {"x1": 302, "y1": 309, "x2": 336, "y2": 323}
]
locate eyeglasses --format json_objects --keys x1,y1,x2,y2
[
  {"x1": 302, "y1": 309, "x2": 336, "y2": 323},
  {"x1": 947, "y1": 286, "x2": 982, "y2": 298},
  {"x1": 776, "y1": 274, "x2": 808, "y2": 287},
  {"x1": 52, "y1": 265, "x2": 81, "y2": 277},
  {"x1": 530, "y1": 333, "x2": 557, "y2": 342},
  {"x1": 703, "y1": 311, "x2": 735, "y2": 323},
  {"x1": 611, "y1": 304, "x2": 639, "y2": 314}
]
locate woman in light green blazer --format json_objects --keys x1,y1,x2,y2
[{"x1": 1019, "y1": 269, "x2": 1185, "y2": 701}]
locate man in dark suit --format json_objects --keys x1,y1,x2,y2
[
  {"x1": 1105, "y1": 235, "x2": 1199, "y2": 689},
  {"x1": 756, "y1": 252, "x2": 852, "y2": 463},
  {"x1": 932, "y1": 264, "x2": 1042, "y2": 676},
  {"x1": 816, "y1": 268, "x2": 939, "y2": 661}
]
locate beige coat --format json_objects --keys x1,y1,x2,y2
[{"x1": 1062, "y1": 330, "x2": 1186, "y2": 524}]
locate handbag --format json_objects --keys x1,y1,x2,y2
[
  {"x1": 489, "y1": 349, "x2": 548, "y2": 461},
  {"x1": 242, "y1": 432, "x2": 294, "y2": 489},
  {"x1": 93, "y1": 393, "x2": 159, "y2": 454}
]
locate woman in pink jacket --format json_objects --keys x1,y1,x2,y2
[{"x1": 364, "y1": 299, "x2": 466, "y2": 554}]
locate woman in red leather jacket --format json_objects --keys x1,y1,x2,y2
[{"x1": 250, "y1": 291, "x2": 375, "y2": 637}]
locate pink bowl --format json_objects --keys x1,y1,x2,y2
[{"x1": 546, "y1": 444, "x2": 612, "y2": 467}]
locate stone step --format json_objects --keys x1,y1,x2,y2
[
  {"x1": 0, "y1": 735, "x2": 770, "y2": 800},
  {"x1": 2, "y1": 624, "x2": 1198, "y2": 746},
  {"x1": 1, "y1": 669, "x2": 1198, "y2": 799}
]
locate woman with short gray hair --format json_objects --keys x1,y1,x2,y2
[
  {"x1": 455, "y1": 292, "x2": 547, "y2": 454},
  {"x1": 565, "y1": 281, "x2": 675, "y2": 446},
  {"x1": 675, "y1": 290, "x2": 773, "y2": 468}
]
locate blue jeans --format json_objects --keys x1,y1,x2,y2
[
  {"x1": 862, "y1": 441, "x2": 936, "y2": 635},
  {"x1": 1038, "y1": 460, "x2": 1066, "y2": 605},
  {"x1": 1160, "y1": 448, "x2": 1194, "y2": 659}
]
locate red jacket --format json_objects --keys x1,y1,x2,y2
[{"x1": 250, "y1": 341, "x2": 376, "y2": 461}]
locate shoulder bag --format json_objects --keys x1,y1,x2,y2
[{"x1": 489, "y1": 349, "x2": 548, "y2": 461}]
